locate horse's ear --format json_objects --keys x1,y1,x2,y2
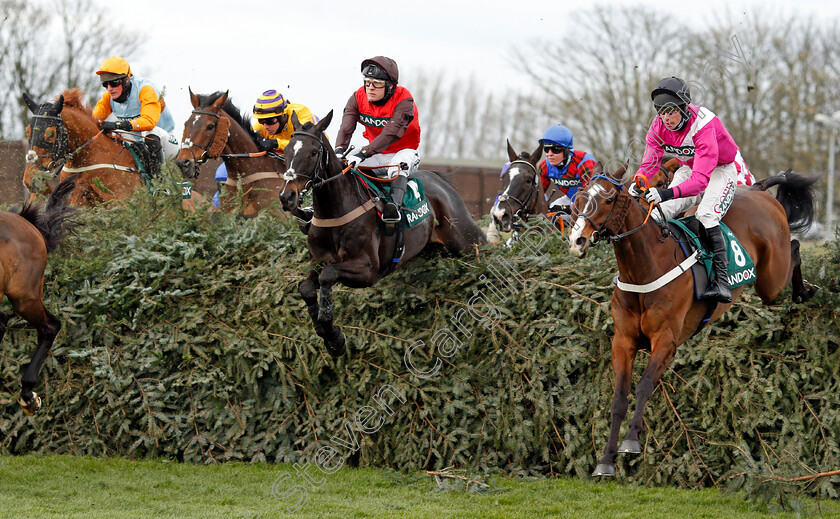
[
  {"x1": 54, "y1": 95, "x2": 64, "y2": 114},
  {"x1": 593, "y1": 162, "x2": 604, "y2": 176},
  {"x1": 22, "y1": 93, "x2": 39, "y2": 114},
  {"x1": 530, "y1": 142, "x2": 544, "y2": 164},
  {"x1": 189, "y1": 87, "x2": 199, "y2": 108},
  {"x1": 290, "y1": 110, "x2": 300, "y2": 128},
  {"x1": 664, "y1": 157, "x2": 680, "y2": 174},
  {"x1": 314, "y1": 110, "x2": 333, "y2": 133},
  {"x1": 212, "y1": 91, "x2": 229, "y2": 109},
  {"x1": 613, "y1": 162, "x2": 628, "y2": 178},
  {"x1": 506, "y1": 139, "x2": 517, "y2": 162}
]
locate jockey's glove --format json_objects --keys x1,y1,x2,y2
[
  {"x1": 644, "y1": 187, "x2": 674, "y2": 205},
  {"x1": 256, "y1": 137, "x2": 279, "y2": 151},
  {"x1": 628, "y1": 183, "x2": 643, "y2": 197},
  {"x1": 334, "y1": 147, "x2": 346, "y2": 156},
  {"x1": 100, "y1": 120, "x2": 132, "y2": 132},
  {"x1": 346, "y1": 149, "x2": 370, "y2": 169}
]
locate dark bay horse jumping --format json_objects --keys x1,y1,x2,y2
[
  {"x1": 176, "y1": 90, "x2": 287, "y2": 216},
  {"x1": 1, "y1": 176, "x2": 77, "y2": 415},
  {"x1": 282, "y1": 110, "x2": 485, "y2": 356},
  {"x1": 567, "y1": 168, "x2": 818, "y2": 477}
]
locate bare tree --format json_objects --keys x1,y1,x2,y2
[
  {"x1": 511, "y1": 5, "x2": 687, "y2": 172},
  {"x1": 0, "y1": 0, "x2": 141, "y2": 140}
]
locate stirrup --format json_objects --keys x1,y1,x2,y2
[{"x1": 382, "y1": 203, "x2": 401, "y2": 224}]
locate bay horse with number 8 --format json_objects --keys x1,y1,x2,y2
[{"x1": 567, "y1": 167, "x2": 819, "y2": 477}]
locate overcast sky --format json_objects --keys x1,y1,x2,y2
[{"x1": 94, "y1": 0, "x2": 838, "y2": 147}]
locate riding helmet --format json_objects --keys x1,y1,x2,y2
[
  {"x1": 253, "y1": 90, "x2": 288, "y2": 119},
  {"x1": 651, "y1": 76, "x2": 691, "y2": 109}
]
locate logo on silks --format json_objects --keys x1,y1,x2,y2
[
  {"x1": 713, "y1": 179, "x2": 735, "y2": 215},
  {"x1": 181, "y1": 181, "x2": 193, "y2": 199},
  {"x1": 359, "y1": 113, "x2": 391, "y2": 128},
  {"x1": 552, "y1": 178, "x2": 583, "y2": 188},
  {"x1": 664, "y1": 144, "x2": 694, "y2": 158}
]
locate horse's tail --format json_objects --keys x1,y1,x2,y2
[
  {"x1": 18, "y1": 175, "x2": 78, "y2": 253},
  {"x1": 753, "y1": 169, "x2": 819, "y2": 233}
]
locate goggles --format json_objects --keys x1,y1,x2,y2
[
  {"x1": 364, "y1": 79, "x2": 387, "y2": 89},
  {"x1": 101, "y1": 79, "x2": 123, "y2": 88},
  {"x1": 544, "y1": 145, "x2": 567, "y2": 154}
]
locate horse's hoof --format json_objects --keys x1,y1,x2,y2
[
  {"x1": 618, "y1": 439, "x2": 641, "y2": 454},
  {"x1": 18, "y1": 392, "x2": 41, "y2": 416},
  {"x1": 325, "y1": 331, "x2": 347, "y2": 358},
  {"x1": 592, "y1": 463, "x2": 615, "y2": 477}
]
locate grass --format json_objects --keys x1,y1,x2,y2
[{"x1": 1, "y1": 455, "x2": 837, "y2": 518}]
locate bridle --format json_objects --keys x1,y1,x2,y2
[
  {"x1": 573, "y1": 175, "x2": 669, "y2": 245},
  {"x1": 496, "y1": 159, "x2": 539, "y2": 225},
  {"x1": 180, "y1": 109, "x2": 225, "y2": 165},
  {"x1": 26, "y1": 114, "x2": 71, "y2": 174},
  {"x1": 284, "y1": 129, "x2": 339, "y2": 194}
]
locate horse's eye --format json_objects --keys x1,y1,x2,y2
[
  {"x1": 44, "y1": 127, "x2": 56, "y2": 142},
  {"x1": 606, "y1": 197, "x2": 615, "y2": 205},
  {"x1": 526, "y1": 178, "x2": 532, "y2": 184},
  {"x1": 309, "y1": 150, "x2": 318, "y2": 158},
  {"x1": 207, "y1": 124, "x2": 216, "y2": 130}
]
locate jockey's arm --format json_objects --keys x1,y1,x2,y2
[
  {"x1": 92, "y1": 92, "x2": 112, "y2": 121},
  {"x1": 130, "y1": 85, "x2": 163, "y2": 132},
  {"x1": 635, "y1": 128, "x2": 665, "y2": 181},
  {"x1": 277, "y1": 105, "x2": 317, "y2": 151},
  {"x1": 538, "y1": 161, "x2": 551, "y2": 192},
  {"x1": 334, "y1": 95, "x2": 359, "y2": 151},
  {"x1": 364, "y1": 98, "x2": 414, "y2": 155}
]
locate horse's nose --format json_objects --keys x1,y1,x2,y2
[{"x1": 176, "y1": 158, "x2": 197, "y2": 179}]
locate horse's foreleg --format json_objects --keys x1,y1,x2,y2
[
  {"x1": 789, "y1": 239, "x2": 819, "y2": 303},
  {"x1": 299, "y1": 271, "x2": 326, "y2": 338},
  {"x1": 315, "y1": 265, "x2": 346, "y2": 357},
  {"x1": 18, "y1": 304, "x2": 61, "y2": 416},
  {"x1": 0, "y1": 310, "x2": 11, "y2": 342},
  {"x1": 621, "y1": 332, "x2": 677, "y2": 457},
  {"x1": 593, "y1": 334, "x2": 637, "y2": 477}
]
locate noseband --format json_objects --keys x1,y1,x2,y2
[
  {"x1": 497, "y1": 159, "x2": 539, "y2": 223},
  {"x1": 286, "y1": 130, "x2": 333, "y2": 189}
]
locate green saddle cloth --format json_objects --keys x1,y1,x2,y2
[
  {"x1": 354, "y1": 172, "x2": 431, "y2": 228},
  {"x1": 669, "y1": 216, "x2": 757, "y2": 289}
]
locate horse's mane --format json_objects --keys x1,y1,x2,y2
[
  {"x1": 197, "y1": 91, "x2": 261, "y2": 140},
  {"x1": 59, "y1": 88, "x2": 94, "y2": 119}
]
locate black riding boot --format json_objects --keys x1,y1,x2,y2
[
  {"x1": 700, "y1": 225, "x2": 732, "y2": 303},
  {"x1": 383, "y1": 175, "x2": 407, "y2": 224},
  {"x1": 145, "y1": 134, "x2": 163, "y2": 178}
]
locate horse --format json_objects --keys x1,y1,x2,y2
[
  {"x1": 22, "y1": 89, "x2": 200, "y2": 208},
  {"x1": 176, "y1": 90, "x2": 287, "y2": 217},
  {"x1": 1, "y1": 176, "x2": 77, "y2": 415},
  {"x1": 282, "y1": 110, "x2": 486, "y2": 357},
  {"x1": 566, "y1": 167, "x2": 819, "y2": 477},
  {"x1": 490, "y1": 141, "x2": 679, "y2": 235}
]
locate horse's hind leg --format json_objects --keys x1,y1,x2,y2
[
  {"x1": 790, "y1": 239, "x2": 819, "y2": 302},
  {"x1": 15, "y1": 299, "x2": 61, "y2": 415}
]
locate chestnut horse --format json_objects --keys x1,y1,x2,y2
[
  {"x1": 23, "y1": 90, "x2": 147, "y2": 205},
  {"x1": 282, "y1": 111, "x2": 485, "y2": 357},
  {"x1": 567, "y1": 168, "x2": 818, "y2": 477},
  {"x1": 490, "y1": 141, "x2": 680, "y2": 236},
  {"x1": 1, "y1": 176, "x2": 77, "y2": 415},
  {"x1": 176, "y1": 90, "x2": 286, "y2": 216}
]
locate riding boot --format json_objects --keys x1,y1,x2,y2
[
  {"x1": 700, "y1": 225, "x2": 732, "y2": 303},
  {"x1": 145, "y1": 134, "x2": 163, "y2": 178},
  {"x1": 383, "y1": 174, "x2": 407, "y2": 224}
]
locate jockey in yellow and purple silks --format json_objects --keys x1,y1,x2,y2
[
  {"x1": 93, "y1": 56, "x2": 179, "y2": 176},
  {"x1": 251, "y1": 90, "x2": 318, "y2": 153},
  {"x1": 631, "y1": 76, "x2": 745, "y2": 304}
]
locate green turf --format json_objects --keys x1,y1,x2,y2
[{"x1": 1, "y1": 455, "x2": 835, "y2": 518}]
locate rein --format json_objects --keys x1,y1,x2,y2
[{"x1": 26, "y1": 114, "x2": 106, "y2": 176}]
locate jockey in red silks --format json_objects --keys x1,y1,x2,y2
[
  {"x1": 632, "y1": 76, "x2": 750, "y2": 304},
  {"x1": 537, "y1": 124, "x2": 598, "y2": 211}
]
